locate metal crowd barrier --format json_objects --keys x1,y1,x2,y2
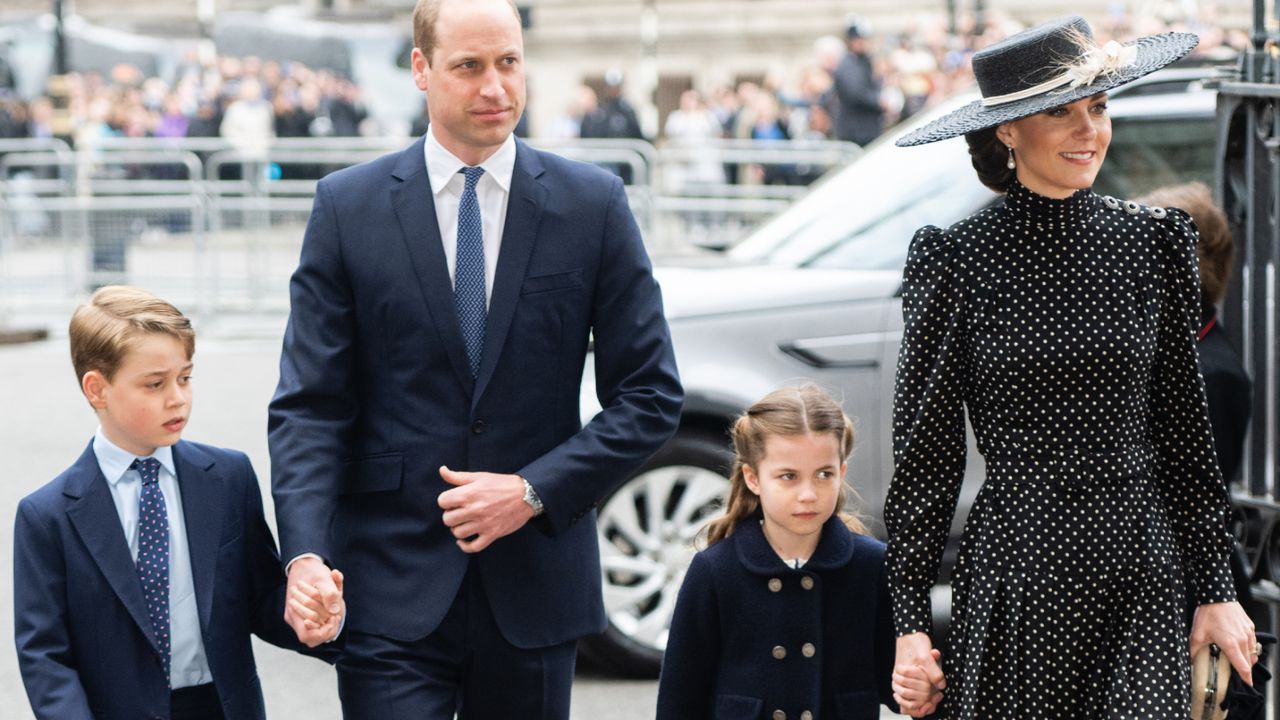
[{"x1": 0, "y1": 136, "x2": 860, "y2": 328}]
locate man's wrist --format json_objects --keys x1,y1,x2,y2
[{"x1": 286, "y1": 553, "x2": 326, "y2": 576}]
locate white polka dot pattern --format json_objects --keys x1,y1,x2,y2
[
  {"x1": 132, "y1": 456, "x2": 171, "y2": 683},
  {"x1": 456, "y1": 166, "x2": 487, "y2": 378},
  {"x1": 883, "y1": 180, "x2": 1236, "y2": 717}
]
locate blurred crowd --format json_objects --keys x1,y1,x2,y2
[
  {"x1": 0, "y1": 5, "x2": 1250, "y2": 164},
  {"x1": 0, "y1": 53, "x2": 372, "y2": 156}
]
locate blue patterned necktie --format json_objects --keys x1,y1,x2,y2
[
  {"x1": 132, "y1": 457, "x2": 170, "y2": 683},
  {"x1": 455, "y1": 166, "x2": 487, "y2": 378}
]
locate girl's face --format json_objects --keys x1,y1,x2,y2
[
  {"x1": 743, "y1": 432, "x2": 846, "y2": 558},
  {"x1": 997, "y1": 93, "x2": 1112, "y2": 199}
]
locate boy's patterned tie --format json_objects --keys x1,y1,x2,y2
[
  {"x1": 455, "y1": 166, "x2": 487, "y2": 378},
  {"x1": 132, "y1": 457, "x2": 170, "y2": 683}
]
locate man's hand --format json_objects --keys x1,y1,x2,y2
[
  {"x1": 894, "y1": 632, "x2": 945, "y2": 717},
  {"x1": 284, "y1": 557, "x2": 344, "y2": 648},
  {"x1": 438, "y1": 466, "x2": 535, "y2": 553},
  {"x1": 1191, "y1": 600, "x2": 1257, "y2": 686}
]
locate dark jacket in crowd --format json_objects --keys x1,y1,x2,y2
[
  {"x1": 656, "y1": 515, "x2": 897, "y2": 720},
  {"x1": 831, "y1": 50, "x2": 884, "y2": 146}
]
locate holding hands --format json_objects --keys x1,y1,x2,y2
[
  {"x1": 894, "y1": 632, "x2": 946, "y2": 718},
  {"x1": 284, "y1": 557, "x2": 345, "y2": 647}
]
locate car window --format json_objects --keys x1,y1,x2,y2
[{"x1": 1096, "y1": 115, "x2": 1217, "y2": 199}]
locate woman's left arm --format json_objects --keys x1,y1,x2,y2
[{"x1": 1150, "y1": 209, "x2": 1254, "y2": 679}]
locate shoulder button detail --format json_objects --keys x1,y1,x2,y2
[
  {"x1": 1149, "y1": 206, "x2": 1167, "y2": 219},
  {"x1": 1103, "y1": 196, "x2": 1121, "y2": 210},
  {"x1": 1124, "y1": 200, "x2": 1142, "y2": 215}
]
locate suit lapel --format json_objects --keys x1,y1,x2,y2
[
  {"x1": 473, "y1": 140, "x2": 547, "y2": 404},
  {"x1": 64, "y1": 443, "x2": 161, "y2": 656},
  {"x1": 174, "y1": 441, "x2": 222, "y2": 635},
  {"x1": 391, "y1": 136, "x2": 476, "y2": 391}
]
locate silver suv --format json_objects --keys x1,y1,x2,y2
[{"x1": 580, "y1": 68, "x2": 1221, "y2": 676}]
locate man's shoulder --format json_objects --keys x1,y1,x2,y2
[
  {"x1": 174, "y1": 438, "x2": 251, "y2": 470},
  {"x1": 521, "y1": 141, "x2": 623, "y2": 191},
  {"x1": 317, "y1": 138, "x2": 420, "y2": 192},
  {"x1": 17, "y1": 454, "x2": 91, "y2": 522}
]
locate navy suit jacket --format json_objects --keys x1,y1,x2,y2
[
  {"x1": 656, "y1": 517, "x2": 897, "y2": 720},
  {"x1": 268, "y1": 136, "x2": 682, "y2": 647},
  {"x1": 14, "y1": 440, "x2": 327, "y2": 720}
]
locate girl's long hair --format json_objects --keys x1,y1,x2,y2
[{"x1": 701, "y1": 383, "x2": 867, "y2": 547}]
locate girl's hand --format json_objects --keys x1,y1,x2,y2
[
  {"x1": 1190, "y1": 601, "x2": 1256, "y2": 686},
  {"x1": 894, "y1": 633, "x2": 945, "y2": 717}
]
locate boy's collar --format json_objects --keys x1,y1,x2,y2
[{"x1": 92, "y1": 427, "x2": 176, "y2": 485}]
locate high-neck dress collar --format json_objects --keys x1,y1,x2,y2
[{"x1": 1002, "y1": 179, "x2": 1100, "y2": 230}]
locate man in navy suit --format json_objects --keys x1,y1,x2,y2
[
  {"x1": 267, "y1": 0, "x2": 683, "y2": 717},
  {"x1": 15, "y1": 286, "x2": 340, "y2": 720}
]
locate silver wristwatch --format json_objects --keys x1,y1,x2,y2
[{"x1": 521, "y1": 476, "x2": 544, "y2": 516}]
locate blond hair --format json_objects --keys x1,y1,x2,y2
[
  {"x1": 69, "y1": 286, "x2": 195, "y2": 384},
  {"x1": 702, "y1": 384, "x2": 867, "y2": 546},
  {"x1": 413, "y1": 0, "x2": 522, "y2": 66}
]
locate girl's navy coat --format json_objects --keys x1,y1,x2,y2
[{"x1": 656, "y1": 515, "x2": 897, "y2": 720}]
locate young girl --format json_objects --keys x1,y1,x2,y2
[{"x1": 656, "y1": 384, "x2": 935, "y2": 719}]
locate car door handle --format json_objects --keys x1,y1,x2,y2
[{"x1": 778, "y1": 333, "x2": 884, "y2": 370}]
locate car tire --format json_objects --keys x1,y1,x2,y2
[{"x1": 580, "y1": 429, "x2": 733, "y2": 678}]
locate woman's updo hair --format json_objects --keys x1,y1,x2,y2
[{"x1": 965, "y1": 126, "x2": 1016, "y2": 193}]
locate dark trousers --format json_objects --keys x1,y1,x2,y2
[
  {"x1": 337, "y1": 562, "x2": 576, "y2": 720},
  {"x1": 170, "y1": 682, "x2": 224, "y2": 720}
]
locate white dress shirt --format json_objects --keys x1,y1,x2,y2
[
  {"x1": 94, "y1": 428, "x2": 212, "y2": 689},
  {"x1": 423, "y1": 124, "x2": 516, "y2": 306}
]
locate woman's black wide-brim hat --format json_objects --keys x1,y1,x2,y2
[{"x1": 895, "y1": 15, "x2": 1200, "y2": 147}]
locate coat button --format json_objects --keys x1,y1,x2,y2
[
  {"x1": 772, "y1": 711, "x2": 786, "y2": 720},
  {"x1": 471, "y1": 420, "x2": 487, "y2": 434},
  {"x1": 772, "y1": 645, "x2": 787, "y2": 659},
  {"x1": 800, "y1": 576, "x2": 814, "y2": 590},
  {"x1": 802, "y1": 642, "x2": 816, "y2": 657},
  {"x1": 768, "y1": 578, "x2": 782, "y2": 592},
  {"x1": 801, "y1": 712, "x2": 813, "y2": 720}
]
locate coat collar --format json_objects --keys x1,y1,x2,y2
[
  {"x1": 390, "y1": 136, "x2": 547, "y2": 401},
  {"x1": 173, "y1": 441, "x2": 222, "y2": 635},
  {"x1": 734, "y1": 513, "x2": 857, "y2": 575},
  {"x1": 65, "y1": 441, "x2": 162, "y2": 656}
]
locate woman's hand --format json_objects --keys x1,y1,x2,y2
[
  {"x1": 1190, "y1": 601, "x2": 1256, "y2": 685},
  {"x1": 894, "y1": 632, "x2": 945, "y2": 717}
]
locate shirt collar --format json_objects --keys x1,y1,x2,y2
[
  {"x1": 94, "y1": 427, "x2": 176, "y2": 486},
  {"x1": 424, "y1": 124, "x2": 516, "y2": 196}
]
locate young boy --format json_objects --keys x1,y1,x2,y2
[{"x1": 14, "y1": 286, "x2": 343, "y2": 720}]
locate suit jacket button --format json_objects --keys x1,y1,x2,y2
[
  {"x1": 772, "y1": 711, "x2": 786, "y2": 720},
  {"x1": 801, "y1": 712, "x2": 813, "y2": 720},
  {"x1": 471, "y1": 420, "x2": 487, "y2": 434},
  {"x1": 772, "y1": 645, "x2": 786, "y2": 659},
  {"x1": 800, "y1": 576, "x2": 815, "y2": 590},
  {"x1": 802, "y1": 642, "x2": 816, "y2": 657},
  {"x1": 768, "y1": 578, "x2": 782, "y2": 592}
]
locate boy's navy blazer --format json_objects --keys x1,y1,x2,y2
[
  {"x1": 268, "y1": 136, "x2": 682, "y2": 647},
  {"x1": 656, "y1": 517, "x2": 897, "y2": 720},
  {"x1": 14, "y1": 439, "x2": 327, "y2": 720}
]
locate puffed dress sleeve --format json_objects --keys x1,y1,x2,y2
[
  {"x1": 883, "y1": 225, "x2": 969, "y2": 636},
  {"x1": 1151, "y1": 208, "x2": 1237, "y2": 605}
]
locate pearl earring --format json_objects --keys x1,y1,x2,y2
[{"x1": 1006, "y1": 145, "x2": 1016, "y2": 170}]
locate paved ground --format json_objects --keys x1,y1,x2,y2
[{"x1": 0, "y1": 330, "x2": 910, "y2": 719}]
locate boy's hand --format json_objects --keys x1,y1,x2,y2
[
  {"x1": 288, "y1": 569, "x2": 344, "y2": 645},
  {"x1": 285, "y1": 558, "x2": 344, "y2": 647}
]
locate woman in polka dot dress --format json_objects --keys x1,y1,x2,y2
[{"x1": 883, "y1": 17, "x2": 1257, "y2": 719}]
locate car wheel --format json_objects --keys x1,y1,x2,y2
[{"x1": 580, "y1": 430, "x2": 732, "y2": 678}]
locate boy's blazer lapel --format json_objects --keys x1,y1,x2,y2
[
  {"x1": 473, "y1": 141, "x2": 547, "y2": 405},
  {"x1": 64, "y1": 443, "x2": 162, "y2": 656},
  {"x1": 174, "y1": 441, "x2": 223, "y2": 635},
  {"x1": 390, "y1": 136, "x2": 475, "y2": 391}
]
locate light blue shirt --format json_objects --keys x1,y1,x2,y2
[{"x1": 94, "y1": 428, "x2": 212, "y2": 689}]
